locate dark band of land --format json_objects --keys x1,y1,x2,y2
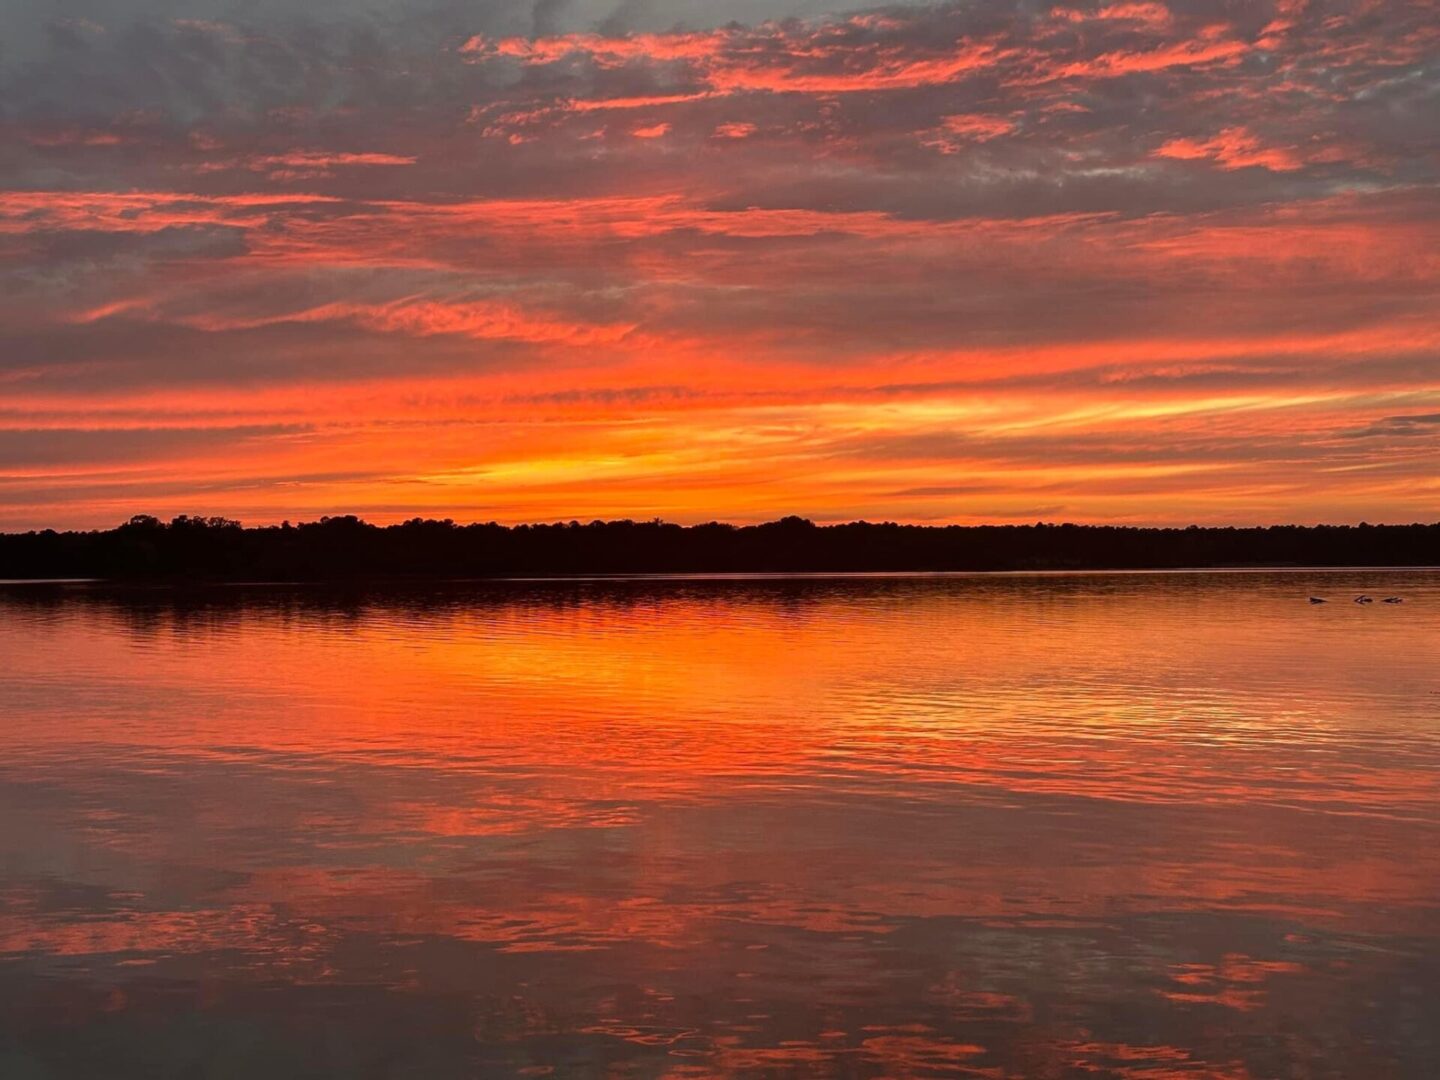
[{"x1": 2, "y1": 515, "x2": 1437, "y2": 581}]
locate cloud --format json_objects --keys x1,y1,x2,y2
[
  {"x1": 194, "y1": 150, "x2": 417, "y2": 181},
  {"x1": 1155, "y1": 127, "x2": 1303, "y2": 171},
  {"x1": 0, "y1": 0, "x2": 1437, "y2": 527},
  {"x1": 1345, "y1": 412, "x2": 1440, "y2": 439},
  {"x1": 0, "y1": 425, "x2": 305, "y2": 470},
  {"x1": 713, "y1": 121, "x2": 756, "y2": 139}
]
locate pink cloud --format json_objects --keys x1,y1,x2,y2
[{"x1": 24, "y1": 129, "x2": 128, "y2": 148}]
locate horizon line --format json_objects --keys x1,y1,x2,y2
[{"x1": 6, "y1": 513, "x2": 1440, "y2": 536}]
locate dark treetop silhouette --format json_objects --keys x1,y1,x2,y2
[{"x1": 2, "y1": 515, "x2": 1437, "y2": 581}]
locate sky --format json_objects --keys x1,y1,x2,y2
[{"x1": 1, "y1": 0, "x2": 1437, "y2": 530}]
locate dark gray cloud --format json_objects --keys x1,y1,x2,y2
[{"x1": 0, "y1": 424, "x2": 305, "y2": 468}]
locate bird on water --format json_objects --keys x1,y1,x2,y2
[{"x1": 1308, "y1": 597, "x2": 1328, "y2": 604}]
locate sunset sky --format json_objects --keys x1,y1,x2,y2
[{"x1": 2, "y1": 0, "x2": 1437, "y2": 530}]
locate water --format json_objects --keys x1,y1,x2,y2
[{"x1": 0, "y1": 571, "x2": 1436, "y2": 1078}]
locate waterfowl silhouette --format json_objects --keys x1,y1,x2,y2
[
  {"x1": 1308, "y1": 597, "x2": 1328, "y2": 604},
  {"x1": 1354, "y1": 595, "x2": 1374, "y2": 604},
  {"x1": 1383, "y1": 596, "x2": 1404, "y2": 603}
]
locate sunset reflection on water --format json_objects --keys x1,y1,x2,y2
[{"x1": 1, "y1": 572, "x2": 1437, "y2": 1077}]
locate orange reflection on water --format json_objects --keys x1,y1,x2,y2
[{"x1": 0, "y1": 571, "x2": 1437, "y2": 1076}]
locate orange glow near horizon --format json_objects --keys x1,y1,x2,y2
[{"x1": 2, "y1": 1, "x2": 1438, "y2": 530}]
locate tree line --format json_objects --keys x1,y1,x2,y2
[{"x1": 1, "y1": 514, "x2": 1436, "y2": 580}]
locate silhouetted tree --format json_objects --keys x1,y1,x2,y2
[{"x1": 0, "y1": 515, "x2": 1436, "y2": 581}]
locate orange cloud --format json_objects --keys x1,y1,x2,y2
[
  {"x1": 1155, "y1": 127, "x2": 1304, "y2": 171},
  {"x1": 714, "y1": 122, "x2": 757, "y2": 139},
  {"x1": 462, "y1": 26, "x2": 1015, "y2": 95}
]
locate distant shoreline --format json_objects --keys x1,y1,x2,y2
[
  {"x1": 4, "y1": 566, "x2": 1440, "y2": 594},
  {"x1": 3, "y1": 515, "x2": 1437, "y2": 582}
]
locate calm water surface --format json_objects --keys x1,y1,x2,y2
[{"x1": 1, "y1": 572, "x2": 1437, "y2": 1078}]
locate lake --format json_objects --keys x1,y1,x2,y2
[{"x1": 1, "y1": 571, "x2": 1436, "y2": 1078}]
